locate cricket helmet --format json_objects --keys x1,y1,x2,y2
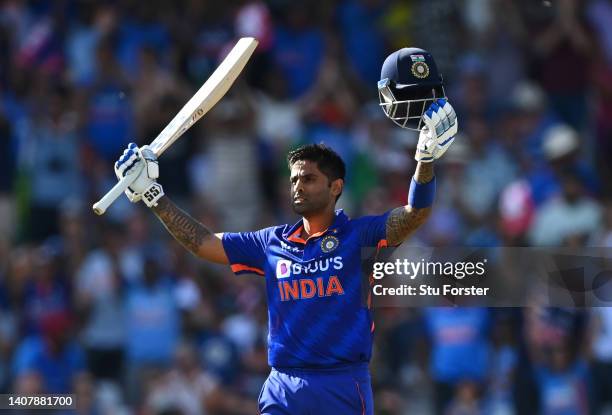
[{"x1": 378, "y1": 47, "x2": 445, "y2": 130}]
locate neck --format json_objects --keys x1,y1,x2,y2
[{"x1": 302, "y1": 208, "x2": 335, "y2": 237}]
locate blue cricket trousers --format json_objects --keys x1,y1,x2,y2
[{"x1": 258, "y1": 363, "x2": 373, "y2": 415}]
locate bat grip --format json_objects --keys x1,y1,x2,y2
[{"x1": 92, "y1": 174, "x2": 135, "y2": 215}]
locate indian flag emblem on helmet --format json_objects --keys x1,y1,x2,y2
[
  {"x1": 321, "y1": 235, "x2": 340, "y2": 253},
  {"x1": 411, "y1": 61, "x2": 429, "y2": 79}
]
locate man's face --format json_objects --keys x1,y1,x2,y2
[{"x1": 290, "y1": 160, "x2": 341, "y2": 216}]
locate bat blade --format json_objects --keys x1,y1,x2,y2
[
  {"x1": 92, "y1": 37, "x2": 258, "y2": 215},
  {"x1": 149, "y1": 37, "x2": 258, "y2": 156}
]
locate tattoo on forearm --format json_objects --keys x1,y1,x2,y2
[
  {"x1": 385, "y1": 162, "x2": 434, "y2": 246},
  {"x1": 414, "y1": 162, "x2": 434, "y2": 184},
  {"x1": 385, "y1": 206, "x2": 431, "y2": 246},
  {"x1": 152, "y1": 197, "x2": 212, "y2": 255}
]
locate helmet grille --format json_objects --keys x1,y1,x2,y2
[{"x1": 378, "y1": 82, "x2": 446, "y2": 130}]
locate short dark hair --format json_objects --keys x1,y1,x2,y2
[{"x1": 287, "y1": 144, "x2": 346, "y2": 183}]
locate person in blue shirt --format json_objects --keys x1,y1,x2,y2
[
  {"x1": 424, "y1": 307, "x2": 491, "y2": 414},
  {"x1": 113, "y1": 47, "x2": 457, "y2": 414},
  {"x1": 13, "y1": 313, "x2": 86, "y2": 394}
]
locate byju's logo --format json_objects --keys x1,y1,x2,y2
[
  {"x1": 275, "y1": 257, "x2": 344, "y2": 279},
  {"x1": 276, "y1": 259, "x2": 292, "y2": 279}
]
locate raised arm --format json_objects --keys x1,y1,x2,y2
[
  {"x1": 151, "y1": 196, "x2": 228, "y2": 264},
  {"x1": 112, "y1": 143, "x2": 228, "y2": 264},
  {"x1": 386, "y1": 162, "x2": 434, "y2": 246},
  {"x1": 385, "y1": 99, "x2": 458, "y2": 246}
]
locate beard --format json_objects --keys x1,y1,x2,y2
[
  {"x1": 291, "y1": 200, "x2": 315, "y2": 215},
  {"x1": 291, "y1": 196, "x2": 329, "y2": 216}
]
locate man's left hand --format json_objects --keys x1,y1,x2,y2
[{"x1": 415, "y1": 98, "x2": 458, "y2": 163}]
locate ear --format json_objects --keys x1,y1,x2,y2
[{"x1": 331, "y1": 178, "x2": 343, "y2": 198}]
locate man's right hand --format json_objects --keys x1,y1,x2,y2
[{"x1": 114, "y1": 142, "x2": 164, "y2": 207}]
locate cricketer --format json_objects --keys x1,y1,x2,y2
[{"x1": 113, "y1": 47, "x2": 457, "y2": 414}]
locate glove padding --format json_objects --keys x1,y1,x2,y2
[
  {"x1": 114, "y1": 142, "x2": 164, "y2": 207},
  {"x1": 415, "y1": 98, "x2": 458, "y2": 163}
]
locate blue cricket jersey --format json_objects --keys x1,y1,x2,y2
[{"x1": 222, "y1": 209, "x2": 389, "y2": 368}]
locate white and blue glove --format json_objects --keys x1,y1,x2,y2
[
  {"x1": 415, "y1": 98, "x2": 458, "y2": 163},
  {"x1": 114, "y1": 143, "x2": 164, "y2": 207}
]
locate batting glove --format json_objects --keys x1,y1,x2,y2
[
  {"x1": 114, "y1": 143, "x2": 164, "y2": 207},
  {"x1": 415, "y1": 98, "x2": 458, "y2": 163}
]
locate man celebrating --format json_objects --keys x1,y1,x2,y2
[{"x1": 113, "y1": 47, "x2": 457, "y2": 414}]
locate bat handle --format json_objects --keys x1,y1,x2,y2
[{"x1": 92, "y1": 174, "x2": 134, "y2": 215}]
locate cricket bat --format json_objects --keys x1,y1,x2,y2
[{"x1": 92, "y1": 37, "x2": 259, "y2": 215}]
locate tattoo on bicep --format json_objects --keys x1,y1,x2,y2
[
  {"x1": 385, "y1": 206, "x2": 431, "y2": 246},
  {"x1": 152, "y1": 198, "x2": 212, "y2": 254}
]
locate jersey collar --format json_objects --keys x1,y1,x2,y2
[{"x1": 284, "y1": 209, "x2": 349, "y2": 244}]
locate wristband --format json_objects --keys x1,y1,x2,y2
[{"x1": 408, "y1": 176, "x2": 436, "y2": 208}]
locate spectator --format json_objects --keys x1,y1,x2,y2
[
  {"x1": 450, "y1": 55, "x2": 493, "y2": 124},
  {"x1": 72, "y1": 372, "x2": 109, "y2": 415},
  {"x1": 272, "y1": 3, "x2": 325, "y2": 98},
  {"x1": 131, "y1": 45, "x2": 188, "y2": 141},
  {"x1": 424, "y1": 307, "x2": 490, "y2": 415},
  {"x1": 65, "y1": 4, "x2": 117, "y2": 87},
  {"x1": 476, "y1": 0, "x2": 526, "y2": 104},
  {"x1": 198, "y1": 316, "x2": 242, "y2": 386},
  {"x1": 336, "y1": 0, "x2": 387, "y2": 86},
  {"x1": 20, "y1": 245, "x2": 72, "y2": 336},
  {"x1": 75, "y1": 224, "x2": 126, "y2": 384},
  {"x1": 193, "y1": 97, "x2": 264, "y2": 231},
  {"x1": 12, "y1": 312, "x2": 86, "y2": 393},
  {"x1": 125, "y1": 256, "x2": 179, "y2": 402},
  {"x1": 445, "y1": 380, "x2": 484, "y2": 415},
  {"x1": 115, "y1": 1, "x2": 170, "y2": 80},
  {"x1": 14, "y1": 5, "x2": 64, "y2": 78},
  {"x1": 22, "y1": 84, "x2": 82, "y2": 241},
  {"x1": 145, "y1": 341, "x2": 256, "y2": 415},
  {"x1": 498, "y1": 179, "x2": 535, "y2": 245},
  {"x1": 84, "y1": 37, "x2": 133, "y2": 163},
  {"x1": 528, "y1": 170, "x2": 602, "y2": 246},
  {"x1": 57, "y1": 199, "x2": 89, "y2": 277},
  {"x1": 250, "y1": 66, "x2": 303, "y2": 150},
  {"x1": 508, "y1": 81, "x2": 560, "y2": 175},
  {"x1": 531, "y1": 124, "x2": 601, "y2": 202},
  {"x1": 411, "y1": 0, "x2": 466, "y2": 85},
  {"x1": 521, "y1": 0, "x2": 595, "y2": 131},
  {"x1": 484, "y1": 313, "x2": 518, "y2": 415},
  {"x1": 534, "y1": 342, "x2": 589, "y2": 415},
  {"x1": 588, "y1": 308, "x2": 612, "y2": 414},
  {"x1": 449, "y1": 117, "x2": 517, "y2": 229}
]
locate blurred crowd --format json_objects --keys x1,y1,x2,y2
[{"x1": 1, "y1": 0, "x2": 612, "y2": 414}]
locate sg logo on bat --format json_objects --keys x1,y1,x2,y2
[{"x1": 144, "y1": 183, "x2": 162, "y2": 203}]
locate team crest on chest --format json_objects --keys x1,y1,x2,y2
[{"x1": 321, "y1": 235, "x2": 340, "y2": 253}]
